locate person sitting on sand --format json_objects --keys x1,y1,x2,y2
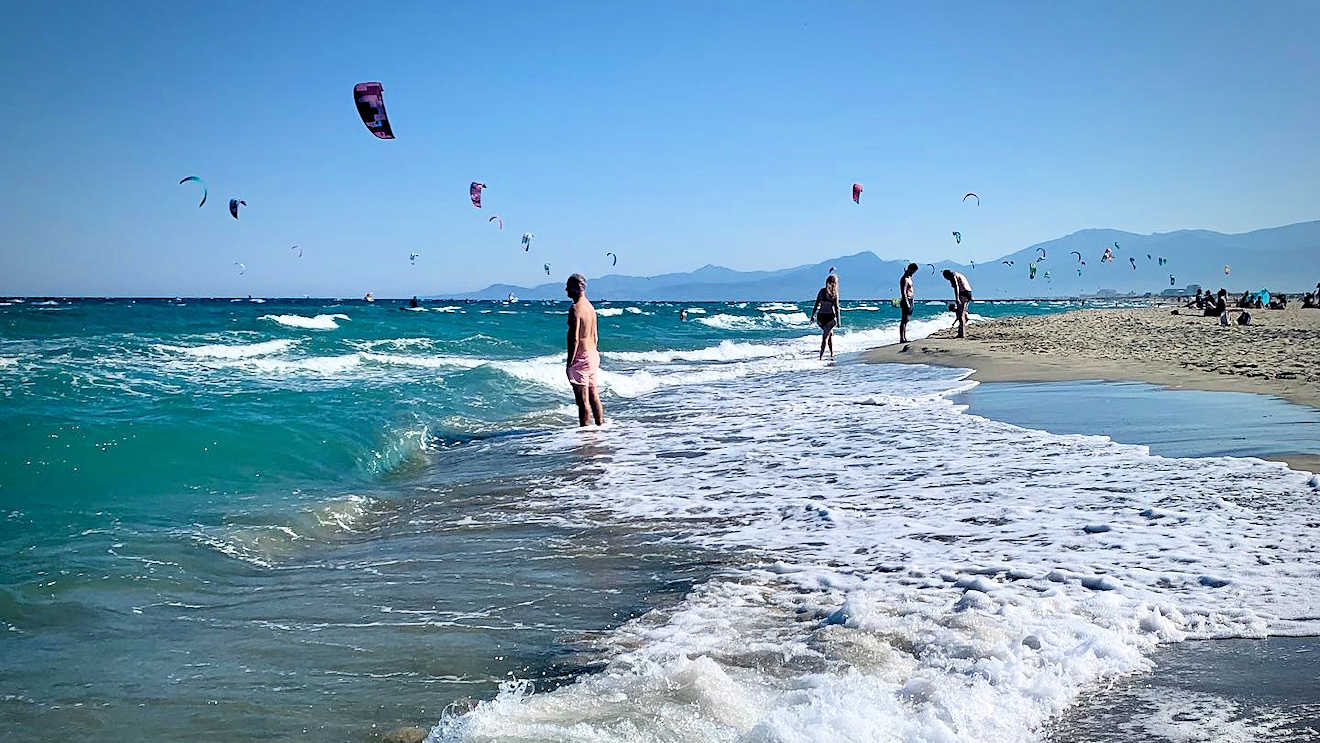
[
  {"x1": 565, "y1": 274, "x2": 604, "y2": 427},
  {"x1": 942, "y1": 269, "x2": 972, "y2": 338},
  {"x1": 1303, "y1": 292, "x2": 1319, "y2": 309},
  {"x1": 1236, "y1": 291, "x2": 1252, "y2": 309},
  {"x1": 1187, "y1": 289, "x2": 1203, "y2": 309},
  {"x1": 1205, "y1": 289, "x2": 1228, "y2": 320},
  {"x1": 1268, "y1": 293, "x2": 1287, "y2": 310},
  {"x1": 899, "y1": 263, "x2": 918, "y2": 343},
  {"x1": 809, "y1": 273, "x2": 841, "y2": 361}
]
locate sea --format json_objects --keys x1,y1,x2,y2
[{"x1": 1, "y1": 296, "x2": 1317, "y2": 742}]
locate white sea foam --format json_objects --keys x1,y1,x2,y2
[
  {"x1": 0, "y1": 357, "x2": 18, "y2": 368},
  {"x1": 157, "y1": 339, "x2": 297, "y2": 359},
  {"x1": 756, "y1": 302, "x2": 800, "y2": 312},
  {"x1": 697, "y1": 311, "x2": 813, "y2": 330},
  {"x1": 261, "y1": 313, "x2": 350, "y2": 330},
  {"x1": 429, "y1": 362, "x2": 1320, "y2": 743},
  {"x1": 597, "y1": 308, "x2": 625, "y2": 317}
]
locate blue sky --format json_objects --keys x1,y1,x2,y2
[{"x1": 2, "y1": 1, "x2": 1316, "y2": 297}]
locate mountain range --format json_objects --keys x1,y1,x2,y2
[{"x1": 450, "y1": 220, "x2": 1320, "y2": 301}]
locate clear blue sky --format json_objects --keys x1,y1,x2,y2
[{"x1": 2, "y1": 1, "x2": 1317, "y2": 297}]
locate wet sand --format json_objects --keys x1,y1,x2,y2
[{"x1": 868, "y1": 305, "x2": 1320, "y2": 409}]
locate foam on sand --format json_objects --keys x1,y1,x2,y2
[
  {"x1": 260, "y1": 313, "x2": 351, "y2": 330},
  {"x1": 431, "y1": 362, "x2": 1320, "y2": 743}
]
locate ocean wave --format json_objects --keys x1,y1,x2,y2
[
  {"x1": 157, "y1": 339, "x2": 298, "y2": 359},
  {"x1": 598, "y1": 307, "x2": 644, "y2": 317},
  {"x1": 261, "y1": 313, "x2": 350, "y2": 330},
  {"x1": 242, "y1": 354, "x2": 363, "y2": 375},
  {"x1": 606, "y1": 340, "x2": 788, "y2": 364},
  {"x1": 696, "y1": 312, "x2": 812, "y2": 330},
  {"x1": 433, "y1": 363, "x2": 1319, "y2": 743},
  {"x1": 756, "y1": 302, "x2": 800, "y2": 312},
  {"x1": 194, "y1": 495, "x2": 376, "y2": 568},
  {"x1": 684, "y1": 307, "x2": 707, "y2": 314},
  {"x1": 0, "y1": 357, "x2": 18, "y2": 368}
]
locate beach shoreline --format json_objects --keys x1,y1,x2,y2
[{"x1": 868, "y1": 306, "x2": 1320, "y2": 471}]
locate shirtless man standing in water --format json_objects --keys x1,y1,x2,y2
[{"x1": 565, "y1": 273, "x2": 604, "y2": 426}]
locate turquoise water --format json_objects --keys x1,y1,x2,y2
[{"x1": 0, "y1": 296, "x2": 1079, "y2": 740}]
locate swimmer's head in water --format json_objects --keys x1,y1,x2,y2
[{"x1": 566, "y1": 273, "x2": 586, "y2": 298}]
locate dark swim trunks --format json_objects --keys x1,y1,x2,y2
[{"x1": 901, "y1": 297, "x2": 914, "y2": 318}]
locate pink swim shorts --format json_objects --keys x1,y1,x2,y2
[{"x1": 567, "y1": 349, "x2": 600, "y2": 387}]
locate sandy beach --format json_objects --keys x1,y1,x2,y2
[
  {"x1": 867, "y1": 304, "x2": 1320, "y2": 470},
  {"x1": 868, "y1": 304, "x2": 1320, "y2": 405}
]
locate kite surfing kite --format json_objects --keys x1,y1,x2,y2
[
  {"x1": 1129, "y1": 257, "x2": 1137, "y2": 269},
  {"x1": 1158, "y1": 257, "x2": 1168, "y2": 266},
  {"x1": 1170, "y1": 275, "x2": 1176, "y2": 286},
  {"x1": 1147, "y1": 254, "x2": 1152, "y2": 261},
  {"x1": 1101, "y1": 247, "x2": 1114, "y2": 263},
  {"x1": 963, "y1": 193, "x2": 980, "y2": 205},
  {"x1": 852, "y1": 183, "x2": 863, "y2": 204},
  {"x1": 952, "y1": 231, "x2": 962, "y2": 244},
  {"x1": 489, "y1": 215, "x2": 503, "y2": 231},
  {"x1": 1036, "y1": 247, "x2": 1047, "y2": 261},
  {"x1": 828, "y1": 266, "x2": 836, "y2": 274},
  {"x1": 233, "y1": 261, "x2": 246, "y2": 276},
  {"x1": 290, "y1": 245, "x2": 302, "y2": 259},
  {"x1": 229, "y1": 199, "x2": 245, "y2": 219},
  {"x1": 179, "y1": 176, "x2": 206, "y2": 207},
  {"x1": 409, "y1": 252, "x2": 420, "y2": 265},
  {"x1": 970, "y1": 260, "x2": 976, "y2": 270},
  {"x1": 606, "y1": 252, "x2": 618, "y2": 267},
  {"x1": 1113, "y1": 241, "x2": 1121, "y2": 251},
  {"x1": 1224, "y1": 265, "x2": 1231, "y2": 275},
  {"x1": 521, "y1": 233, "x2": 533, "y2": 252},
  {"x1": 1002, "y1": 260, "x2": 1014, "y2": 266},
  {"x1": 469, "y1": 182, "x2": 485, "y2": 208},
  {"x1": 1070, "y1": 251, "x2": 1082, "y2": 263},
  {"x1": 927, "y1": 263, "x2": 936, "y2": 276},
  {"x1": 353, "y1": 82, "x2": 394, "y2": 139},
  {"x1": 543, "y1": 263, "x2": 551, "y2": 276},
  {"x1": 1028, "y1": 263, "x2": 1038, "y2": 279}
]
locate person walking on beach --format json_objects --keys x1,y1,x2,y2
[
  {"x1": 809, "y1": 273, "x2": 841, "y2": 360},
  {"x1": 899, "y1": 263, "x2": 918, "y2": 343},
  {"x1": 565, "y1": 274, "x2": 604, "y2": 426},
  {"x1": 942, "y1": 269, "x2": 972, "y2": 338}
]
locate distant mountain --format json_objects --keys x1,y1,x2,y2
[{"x1": 447, "y1": 220, "x2": 1320, "y2": 300}]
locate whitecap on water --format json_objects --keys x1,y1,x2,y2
[{"x1": 260, "y1": 313, "x2": 350, "y2": 330}]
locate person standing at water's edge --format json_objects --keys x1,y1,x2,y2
[
  {"x1": 899, "y1": 262, "x2": 918, "y2": 343},
  {"x1": 809, "y1": 273, "x2": 841, "y2": 361},
  {"x1": 565, "y1": 274, "x2": 604, "y2": 426},
  {"x1": 942, "y1": 269, "x2": 972, "y2": 338}
]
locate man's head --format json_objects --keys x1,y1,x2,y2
[
  {"x1": 565, "y1": 273, "x2": 587, "y2": 299},
  {"x1": 941, "y1": 269, "x2": 954, "y2": 281},
  {"x1": 905, "y1": 262, "x2": 919, "y2": 277}
]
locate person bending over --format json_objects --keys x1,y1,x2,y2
[
  {"x1": 565, "y1": 274, "x2": 604, "y2": 426},
  {"x1": 942, "y1": 269, "x2": 972, "y2": 338}
]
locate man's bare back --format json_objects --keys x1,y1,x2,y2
[{"x1": 564, "y1": 273, "x2": 604, "y2": 426}]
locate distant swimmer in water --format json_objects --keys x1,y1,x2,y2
[
  {"x1": 679, "y1": 309, "x2": 688, "y2": 321},
  {"x1": 565, "y1": 274, "x2": 604, "y2": 427},
  {"x1": 899, "y1": 262, "x2": 918, "y2": 343},
  {"x1": 409, "y1": 296, "x2": 420, "y2": 308},
  {"x1": 942, "y1": 269, "x2": 972, "y2": 338},
  {"x1": 809, "y1": 272, "x2": 841, "y2": 361}
]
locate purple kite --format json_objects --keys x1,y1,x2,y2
[
  {"x1": 852, "y1": 183, "x2": 863, "y2": 204},
  {"x1": 353, "y1": 82, "x2": 394, "y2": 139},
  {"x1": 470, "y1": 182, "x2": 485, "y2": 208}
]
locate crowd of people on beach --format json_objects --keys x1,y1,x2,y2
[{"x1": 1181, "y1": 282, "x2": 1320, "y2": 326}]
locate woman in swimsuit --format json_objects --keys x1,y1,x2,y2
[{"x1": 809, "y1": 273, "x2": 841, "y2": 361}]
